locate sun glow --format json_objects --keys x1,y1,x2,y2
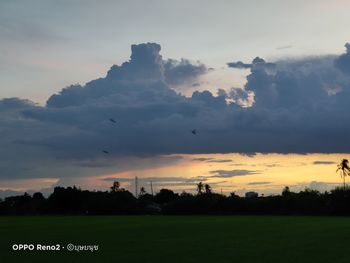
[{"x1": 87, "y1": 153, "x2": 350, "y2": 196}]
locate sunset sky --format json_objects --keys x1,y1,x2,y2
[{"x1": 1, "y1": 0, "x2": 350, "y2": 197}]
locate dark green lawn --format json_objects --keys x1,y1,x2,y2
[{"x1": 1, "y1": 216, "x2": 350, "y2": 263}]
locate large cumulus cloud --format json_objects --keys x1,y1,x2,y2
[
  {"x1": 2, "y1": 42, "x2": 350, "y2": 180},
  {"x1": 335, "y1": 43, "x2": 350, "y2": 74}
]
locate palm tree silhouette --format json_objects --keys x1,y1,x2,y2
[
  {"x1": 337, "y1": 159, "x2": 350, "y2": 189},
  {"x1": 139, "y1": 187, "x2": 146, "y2": 196},
  {"x1": 197, "y1": 182, "x2": 204, "y2": 195},
  {"x1": 204, "y1": 184, "x2": 212, "y2": 194}
]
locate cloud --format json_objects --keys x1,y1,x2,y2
[
  {"x1": 0, "y1": 186, "x2": 57, "y2": 199},
  {"x1": 164, "y1": 59, "x2": 207, "y2": 85},
  {"x1": 227, "y1": 61, "x2": 252, "y2": 69},
  {"x1": 227, "y1": 57, "x2": 275, "y2": 70},
  {"x1": 191, "y1": 158, "x2": 214, "y2": 162},
  {"x1": 291, "y1": 181, "x2": 340, "y2": 193},
  {"x1": 222, "y1": 88, "x2": 254, "y2": 107},
  {"x1": 0, "y1": 6, "x2": 64, "y2": 45},
  {"x1": 239, "y1": 153, "x2": 257, "y2": 157},
  {"x1": 0, "y1": 189, "x2": 25, "y2": 199},
  {"x1": 2, "y1": 42, "x2": 350, "y2": 182},
  {"x1": 308, "y1": 181, "x2": 339, "y2": 191},
  {"x1": 248, "y1": 182, "x2": 271, "y2": 185},
  {"x1": 334, "y1": 43, "x2": 350, "y2": 74},
  {"x1": 276, "y1": 45, "x2": 293, "y2": 50},
  {"x1": 210, "y1": 169, "x2": 260, "y2": 178},
  {"x1": 191, "y1": 157, "x2": 232, "y2": 163},
  {"x1": 313, "y1": 161, "x2": 336, "y2": 165},
  {"x1": 207, "y1": 159, "x2": 232, "y2": 163}
]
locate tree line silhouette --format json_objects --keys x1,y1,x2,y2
[
  {"x1": 1, "y1": 159, "x2": 350, "y2": 215},
  {"x1": 2, "y1": 183, "x2": 350, "y2": 215}
]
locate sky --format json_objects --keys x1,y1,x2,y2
[{"x1": 1, "y1": 0, "x2": 350, "y2": 197}]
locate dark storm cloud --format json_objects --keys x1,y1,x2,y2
[
  {"x1": 210, "y1": 169, "x2": 260, "y2": 178},
  {"x1": 2, "y1": 42, "x2": 350, "y2": 180},
  {"x1": 164, "y1": 59, "x2": 207, "y2": 85},
  {"x1": 227, "y1": 61, "x2": 252, "y2": 69},
  {"x1": 227, "y1": 57, "x2": 275, "y2": 70},
  {"x1": 334, "y1": 43, "x2": 350, "y2": 74}
]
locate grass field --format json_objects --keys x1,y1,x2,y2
[{"x1": 1, "y1": 216, "x2": 350, "y2": 263}]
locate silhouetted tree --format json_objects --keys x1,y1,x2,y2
[
  {"x1": 139, "y1": 187, "x2": 146, "y2": 196},
  {"x1": 204, "y1": 184, "x2": 212, "y2": 194},
  {"x1": 154, "y1": 189, "x2": 178, "y2": 204},
  {"x1": 110, "y1": 181, "x2": 121, "y2": 192},
  {"x1": 138, "y1": 193, "x2": 153, "y2": 202},
  {"x1": 6, "y1": 183, "x2": 350, "y2": 215},
  {"x1": 230, "y1": 192, "x2": 239, "y2": 198},
  {"x1": 180, "y1": 191, "x2": 193, "y2": 198},
  {"x1": 197, "y1": 182, "x2": 204, "y2": 195},
  {"x1": 32, "y1": 192, "x2": 45, "y2": 201},
  {"x1": 282, "y1": 186, "x2": 291, "y2": 197},
  {"x1": 337, "y1": 159, "x2": 350, "y2": 189}
]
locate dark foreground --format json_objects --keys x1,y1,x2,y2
[{"x1": 1, "y1": 216, "x2": 350, "y2": 263}]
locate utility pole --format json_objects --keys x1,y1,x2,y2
[
  {"x1": 135, "y1": 176, "x2": 138, "y2": 198},
  {"x1": 150, "y1": 181, "x2": 154, "y2": 197}
]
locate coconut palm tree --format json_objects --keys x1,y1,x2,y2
[
  {"x1": 204, "y1": 184, "x2": 212, "y2": 194},
  {"x1": 337, "y1": 159, "x2": 350, "y2": 189},
  {"x1": 196, "y1": 182, "x2": 204, "y2": 195},
  {"x1": 139, "y1": 187, "x2": 146, "y2": 196}
]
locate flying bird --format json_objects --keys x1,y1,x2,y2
[
  {"x1": 191, "y1": 129, "x2": 197, "y2": 135},
  {"x1": 102, "y1": 150, "x2": 110, "y2": 154},
  {"x1": 109, "y1": 118, "x2": 117, "y2": 123}
]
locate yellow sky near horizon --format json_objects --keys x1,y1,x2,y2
[
  {"x1": 1, "y1": 153, "x2": 348, "y2": 196},
  {"x1": 94, "y1": 153, "x2": 349, "y2": 196}
]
